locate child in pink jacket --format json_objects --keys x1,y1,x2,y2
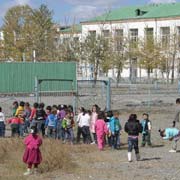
[
  {"x1": 95, "y1": 111, "x2": 108, "y2": 151},
  {"x1": 23, "y1": 126, "x2": 42, "y2": 175}
]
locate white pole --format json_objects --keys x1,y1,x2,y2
[{"x1": 33, "y1": 50, "x2": 36, "y2": 62}]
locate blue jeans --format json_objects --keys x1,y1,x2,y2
[
  {"x1": 65, "y1": 128, "x2": 74, "y2": 143},
  {"x1": 31, "y1": 120, "x2": 44, "y2": 135},
  {"x1": 19, "y1": 123, "x2": 25, "y2": 137},
  {"x1": 128, "y1": 137, "x2": 139, "y2": 154},
  {"x1": 47, "y1": 126, "x2": 56, "y2": 139},
  {"x1": 111, "y1": 131, "x2": 120, "y2": 149},
  {"x1": 56, "y1": 120, "x2": 62, "y2": 139},
  {"x1": 24, "y1": 118, "x2": 30, "y2": 133},
  {"x1": 0, "y1": 122, "x2": 5, "y2": 137}
]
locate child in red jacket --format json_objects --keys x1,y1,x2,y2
[
  {"x1": 8, "y1": 117, "x2": 21, "y2": 137},
  {"x1": 23, "y1": 126, "x2": 42, "y2": 175}
]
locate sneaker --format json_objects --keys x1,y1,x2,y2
[
  {"x1": 90, "y1": 142, "x2": 95, "y2": 145},
  {"x1": 169, "y1": 149, "x2": 176, "y2": 153},
  {"x1": 24, "y1": 168, "x2": 32, "y2": 176}
]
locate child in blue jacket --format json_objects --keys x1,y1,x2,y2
[
  {"x1": 45, "y1": 108, "x2": 58, "y2": 139},
  {"x1": 159, "y1": 127, "x2": 180, "y2": 153},
  {"x1": 109, "y1": 111, "x2": 121, "y2": 149}
]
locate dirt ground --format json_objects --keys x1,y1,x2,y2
[{"x1": 1, "y1": 92, "x2": 180, "y2": 180}]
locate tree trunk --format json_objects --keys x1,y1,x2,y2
[
  {"x1": 94, "y1": 58, "x2": 99, "y2": 84},
  {"x1": 147, "y1": 68, "x2": 151, "y2": 80},
  {"x1": 171, "y1": 54, "x2": 175, "y2": 84},
  {"x1": 116, "y1": 69, "x2": 121, "y2": 87}
]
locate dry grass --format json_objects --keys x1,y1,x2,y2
[{"x1": 0, "y1": 137, "x2": 76, "y2": 179}]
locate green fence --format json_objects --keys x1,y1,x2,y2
[{"x1": 0, "y1": 62, "x2": 77, "y2": 93}]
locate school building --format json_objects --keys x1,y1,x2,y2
[{"x1": 60, "y1": 3, "x2": 180, "y2": 81}]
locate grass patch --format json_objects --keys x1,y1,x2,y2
[{"x1": 0, "y1": 137, "x2": 76, "y2": 179}]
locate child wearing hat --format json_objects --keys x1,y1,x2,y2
[{"x1": 23, "y1": 126, "x2": 42, "y2": 175}]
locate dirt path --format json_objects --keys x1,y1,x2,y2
[{"x1": 27, "y1": 106, "x2": 180, "y2": 180}]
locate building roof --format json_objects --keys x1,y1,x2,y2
[
  {"x1": 60, "y1": 24, "x2": 82, "y2": 33},
  {"x1": 83, "y1": 3, "x2": 180, "y2": 23}
]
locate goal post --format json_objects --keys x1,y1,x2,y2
[
  {"x1": 34, "y1": 76, "x2": 77, "y2": 113},
  {"x1": 77, "y1": 78, "x2": 111, "y2": 111}
]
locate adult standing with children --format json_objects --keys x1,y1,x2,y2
[{"x1": 173, "y1": 98, "x2": 180, "y2": 128}]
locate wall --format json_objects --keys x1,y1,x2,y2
[{"x1": 0, "y1": 62, "x2": 76, "y2": 93}]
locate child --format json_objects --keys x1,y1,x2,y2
[
  {"x1": 124, "y1": 114, "x2": 142, "y2": 162},
  {"x1": 23, "y1": 102, "x2": 31, "y2": 134},
  {"x1": 15, "y1": 101, "x2": 25, "y2": 137},
  {"x1": 105, "y1": 110, "x2": 113, "y2": 146},
  {"x1": 34, "y1": 103, "x2": 46, "y2": 136},
  {"x1": 12, "y1": 101, "x2": 18, "y2": 116},
  {"x1": 76, "y1": 107, "x2": 84, "y2": 143},
  {"x1": 95, "y1": 111, "x2": 108, "y2": 151},
  {"x1": 141, "y1": 113, "x2": 152, "y2": 147},
  {"x1": 90, "y1": 104, "x2": 99, "y2": 144},
  {"x1": 80, "y1": 109, "x2": 92, "y2": 144},
  {"x1": 45, "y1": 108, "x2": 58, "y2": 139},
  {"x1": 109, "y1": 111, "x2": 122, "y2": 150},
  {"x1": 8, "y1": 117, "x2": 21, "y2": 137},
  {"x1": 62, "y1": 111, "x2": 74, "y2": 144},
  {"x1": 56, "y1": 105, "x2": 66, "y2": 140},
  {"x1": 0, "y1": 107, "x2": 5, "y2": 137},
  {"x1": 23, "y1": 126, "x2": 42, "y2": 175},
  {"x1": 159, "y1": 127, "x2": 180, "y2": 152}
]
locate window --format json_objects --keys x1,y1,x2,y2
[
  {"x1": 115, "y1": 29, "x2": 123, "y2": 37},
  {"x1": 130, "y1": 29, "x2": 138, "y2": 48},
  {"x1": 145, "y1": 28, "x2": 153, "y2": 40},
  {"x1": 73, "y1": 37, "x2": 79, "y2": 43},
  {"x1": 114, "y1": 29, "x2": 123, "y2": 51},
  {"x1": 161, "y1": 27, "x2": 170, "y2": 48},
  {"x1": 63, "y1": 37, "x2": 70, "y2": 43},
  {"x1": 102, "y1": 30, "x2": 110, "y2": 38},
  {"x1": 88, "y1": 30, "x2": 96, "y2": 37}
]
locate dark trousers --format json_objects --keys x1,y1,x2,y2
[
  {"x1": 82, "y1": 126, "x2": 92, "y2": 144},
  {"x1": 0, "y1": 122, "x2": 5, "y2": 137},
  {"x1": 92, "y1": 133, "x2": 97, "y2": 144},
  {"x1": 76, "y1": 126, "x2": 83, "y2": 143},
  {"x1": 11, "y1": 124, "x2": 19, "y2": 137},
  {"x1": 142, "y1": 132, "x2": 151, "y2": 146},
  {"x1": 32, "y1": 120, "x2": 45, "y2": 136},
  {"x1": 128, "y1": 137, "x2": 139, "y2": 154}
]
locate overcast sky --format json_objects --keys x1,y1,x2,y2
[{"x1": 0, "y1": 0, "x2": 179, "y2": 26}]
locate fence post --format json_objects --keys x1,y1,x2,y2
[
  {"x1": 178, "y1": 80, "x2": 180, "y2": 94},
  {"x1": 34, "y1": 76, "x2": 39, "y2": 103},
  {"x1": 106, "y1": 78, "x2": 111, "y2": 111}
]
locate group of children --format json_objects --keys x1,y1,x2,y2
[{"x1": 2, "y1": 99, "x2": 180, "y2": 175}]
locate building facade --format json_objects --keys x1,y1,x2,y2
[{"x1": 79, "y1": 3, "x2": 180, "y2": 81}]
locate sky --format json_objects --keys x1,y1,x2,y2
[{"x1": 0, "y1": 0, "x2": 179, "y2": 26}]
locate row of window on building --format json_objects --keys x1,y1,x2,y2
[{"x1": 88, "y1": 26, "x2": 180, "y2": 47}]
